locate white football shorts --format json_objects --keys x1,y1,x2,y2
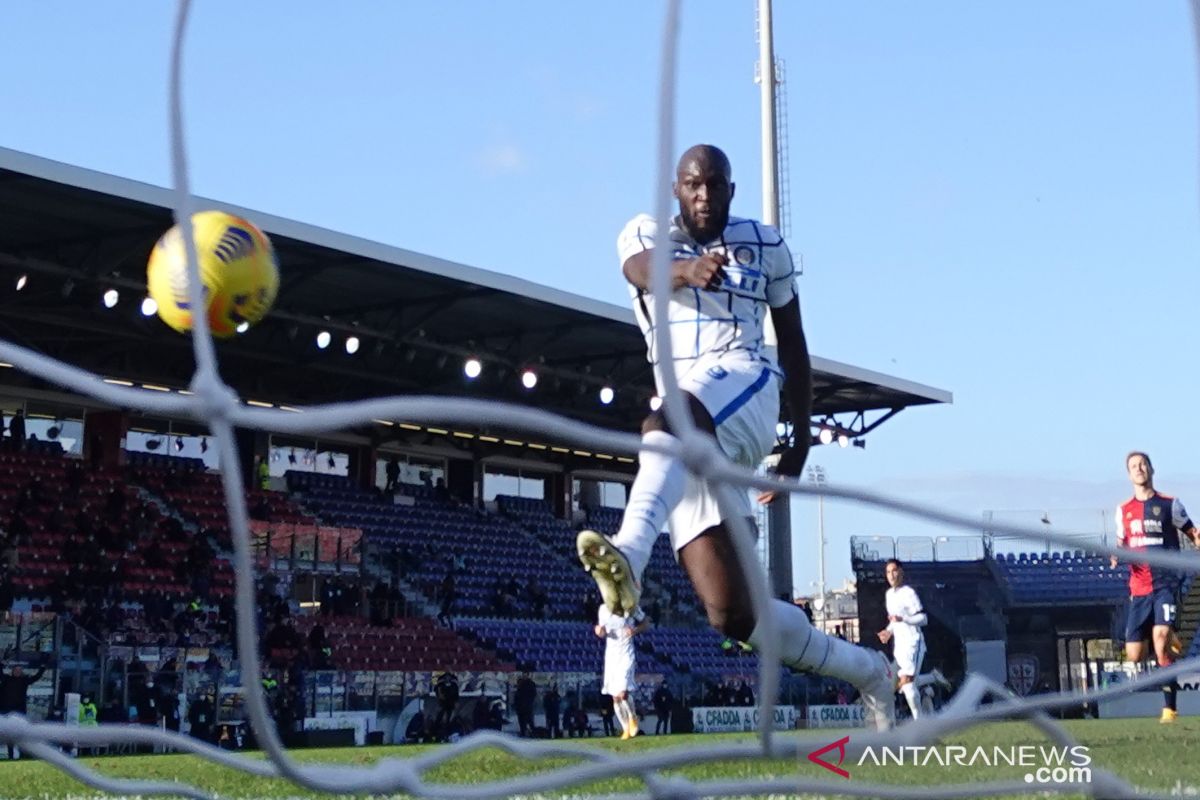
[{"x1": 667, "y1": 352, "x2": 780, "y2": 553}]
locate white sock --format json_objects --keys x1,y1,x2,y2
[
  {"x1": 901, "y1": 682, "x2": 920, "y2": 718},
  {"x1": 612, "y1": 431, "x2": 686, "y2": 579},
  {"x1": 613, "y1": 699, "x2": 630, "y2": 732},
  {"x1": 621, "y1": 697, "x2": 637, "y2": 726},
  {"x1": 749, "y1": 599, "x2": 882, "y2": 688}
]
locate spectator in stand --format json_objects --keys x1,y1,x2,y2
[
  {"x1": 104, "y1": 486, "x2": 125, "y2": 523},
  {"x1": 253, "y1": 454, "x2": 270, "y2": 491},
  {"x1": 735, "y1": 681, "x2": 754, "y2": 706},
  {"x1": 368, "y1": 581, "x2": 390, "y2": 626},
  {"x1": 514, "y1": 673, "x2": 537, "y2": 737},
  {"x1": 384, "y1": 457, "x2": 401, "y2": 495},
  {"x1": 308, "y1": 623, "x2": 332, "y2": 669},
  {"x1": 527, "y1": 578, "x2": 548, "y2": 620},
  {"x1": 543, "y1": 684, "x2": 561, "y2": 739},
  {"x1": 492, "y1": 578, "x2": 515, "y2": 619},
  {"x1": 438, "y1": 572, "x2": 456, "y2": 626},
  {"x1": 0, "y1": 660, "x2": 47, "y2": 759},
  {"x1": 7, "y1": 409, "x2": 25, "y2": 451}
]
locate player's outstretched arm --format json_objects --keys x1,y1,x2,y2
[{"x1": 622, "y1": 250, "x2": 728, "y2": 292}]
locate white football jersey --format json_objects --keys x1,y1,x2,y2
[
  {"x1": 599, "y1": 605, "x2": 644, "y2": 667},
  {"x1": 885, "y1": 585, "x2": 926, "y2": 651},
  {"x1": 617, "y1": 214, "x2": 798, "y2": 389}
]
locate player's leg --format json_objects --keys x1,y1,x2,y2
[
  {"x1": 896, "y1": 640, "x2": 924, "y2": 718},
  {"x1": 621, "y1": 672, "x2": 639, "y2": 737},
  {"x1": 612, "y1": 690, "x2": 631, "y2": 737},
  {"x1": 914, "y1": 668, "x2": 951, "y2": 693},
  {"x1": 576, "y1": 393, "x2": 714, "y2": 613},
  {"x1": 1123, "y1": 595, "x2": 1151, "y2": 667},
  {"x1": 1152, "y1": 586, "x2": 1181, "y2": 722},
  {"x1": 677, "y1": 526, "x2": 895, "y2": 730}
]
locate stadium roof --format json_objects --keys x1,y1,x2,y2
[{"x1": 0, "y1": 146, "x2": 950, "y2": 443}]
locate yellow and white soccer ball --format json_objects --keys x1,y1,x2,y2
[{"x1": 147, "y1": 210, "x2": 279, "y2": 338}]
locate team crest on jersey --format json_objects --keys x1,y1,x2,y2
[
  {"x1": 1152, "y1": 507, "x2": 1162, "y2": 516},
  {"x1": 707, "y1": 366, "x2": 729, "y2": 380},
  {"x1": 733, "y1": 245, "x2": 756, "y2": 266}
]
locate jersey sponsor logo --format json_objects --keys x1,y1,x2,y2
[
  {"x1": 719, "y1": 268, "x2": 764, "y2": 297},
  {"x1": 1128, "y1": 536, "x2": 1164, "y2": 548}
]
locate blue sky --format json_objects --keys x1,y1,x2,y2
[{"x1": 2, "y1": 2, "x2": 1198, "y2": 596}]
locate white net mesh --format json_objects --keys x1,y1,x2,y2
[{"x1": 2, "y1": 1, "x2": 1200, "y2": 797}]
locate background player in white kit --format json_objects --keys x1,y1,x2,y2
[
  {"x1": 594, "y1": 604, "x2": 650, "y2": 739},
  {"x1": 576, "y1": 144, "x2": 896, "y2": 731},
  {"x1": 877, "y1": 559, "x2": 932, "y2": 718}
]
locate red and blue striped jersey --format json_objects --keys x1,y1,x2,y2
[{"x1": 1115, "y1": 493, "x2": 1194, "y2": 596}]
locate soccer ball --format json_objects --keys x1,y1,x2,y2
[{"x1": 146, "y1": 210, "x2": 279, "y2": 338}]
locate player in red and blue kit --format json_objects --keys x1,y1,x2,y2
[{"x1": 1111, "y1": 451, "x2": 1199, "y2": 723}]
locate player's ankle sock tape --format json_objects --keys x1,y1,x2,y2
[
  {"x1": 1164, "y1": 681, "x2": 1178, "y2": 711},
  {"x1": 749, "y1": 599, "x2": 880, "y2": 687},
  {"x1": 901, "y1": 682, "x2": 920, "y2": 717},
  {"x1": 612, "y1": 430, "x2": 686, "y2": 578}
]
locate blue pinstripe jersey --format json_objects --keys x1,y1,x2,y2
[{"x1": 617, "y1": 214, "x2": 797, "y2": 386}]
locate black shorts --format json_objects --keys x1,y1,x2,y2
[{"x1": 1125, "y1": 587, "x2": 1179, "y2": 643}]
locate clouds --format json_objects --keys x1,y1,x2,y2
[{"x1": 477, "y1": 142, "x2": 528, "y2": 176}]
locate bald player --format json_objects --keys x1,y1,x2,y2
[{"x1": 576, "y1": 144, "x2": 896, "y2": 731}]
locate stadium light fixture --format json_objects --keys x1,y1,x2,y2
[
  {"x1": 345, "y1": 335, "x2": 360, "y2": 354},
  {"x1": 837, "y1": 434, "x2": 849, "y2": 448},
  {"x1": 102, "y1": 288, "x2": 119, "y2": 308},
  {"x1": 316, "y1": 330, "x2": 331, "y2": 349},
  {"x1": 599, "y1": 386, "x2": 614, "y2": 405},
  {"x1": 852, "y1": 439, "x2": 866, "y2": 450},
  {"x1": 140, "y1": 297, "x2": 158, "y2": 316},
  {"x1": 521, "y1": 369, "x2": 538, "y2": 389},
  {"x1": 174, "y1": 436, "x2": 185, "y2": 452},
  {"x1": 649, "y1": 396, "x2": 662, "y2": 411},
  {"x1": 14, "y1": 274, "x2": 27, "y2": 291},
  {"x1": 235, "y1": 321, "x2": 250, "y2": 334},
  {"x1": 464, "y1": 358, "x2": 482, "y2": 379},
  {"x1": 818, "y1": 427, "x2": 834, "y2": 445}
]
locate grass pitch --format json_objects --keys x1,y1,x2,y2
[{"x1": 0, "y1": 718, "x2": 1196, "y2": 799}]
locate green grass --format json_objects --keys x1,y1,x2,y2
[{"x1": 1, "y1": 718, "x2": 1198, "y2": 799}]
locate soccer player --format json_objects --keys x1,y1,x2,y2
[
  {"x1": 877, "y1": 559, "x2": 930, "y2": 719},
  {"x1": 594, "y1": 604, "x2": 650, "y2": 739},
  {"x1": 576, "y1": 144, "x2": 895, "y2": 731},
  {"x1": 1112, "y1": 451, "x2": 1199, "y2": 723}
]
